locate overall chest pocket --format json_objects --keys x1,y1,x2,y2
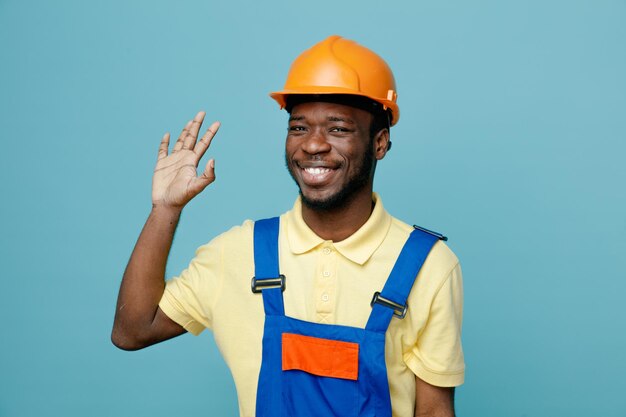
[{"x1": 281, "y1": 333, "x2": 360, "y2": 417}]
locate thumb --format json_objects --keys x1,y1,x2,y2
[{"x1": 189, "y1": 159, "x2": 216, "y2": 195}]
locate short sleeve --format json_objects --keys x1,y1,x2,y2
[
  {"x1": 158, "y1": 238, "x2": 224, "y2": 336},
  {"x1": 404, "y1": 263, "x2": 465, "y2": 387}
]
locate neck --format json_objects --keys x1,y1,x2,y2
[{"x1": 301, "y1": 190, "x2": 374, "y2": 242}]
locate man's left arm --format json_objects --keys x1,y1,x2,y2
[
  {"x1": 408, "y1": 259, "x2": 464, "y2": 416},
  {"x1": 415, "y1": 377, "x2": 455, "y2": 417}
]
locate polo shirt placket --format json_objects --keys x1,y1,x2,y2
[{"x1": 315, "y1": 242, "x2": 338, "y2": 324}]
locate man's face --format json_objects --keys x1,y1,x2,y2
[{"x1": 285, "y1": 101, "x2": 380, "y2": 211}]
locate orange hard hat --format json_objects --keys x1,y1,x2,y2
[{"x1": 270, "y1": 35, "x2": 400, "y2": 126}]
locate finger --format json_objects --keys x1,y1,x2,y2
[
  {"x1": 181, "y1": 111, "x2": 206, "y2": 150},
  {"x1": 173, "y1": 120, "x2": 193, "y2": 153},
  {"x1": 189, "y1": 159, "x2": 216, "y2": 196},
  {"x1": 194, "y1": 121, "x2": 221, "y2": 159},
  {"x1": 157, "y1": 132, "x2": 170, "y2": 160}
]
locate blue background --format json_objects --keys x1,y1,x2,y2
[{"x1": 1, "y1": 0, "x2": 625, "y2": 416}]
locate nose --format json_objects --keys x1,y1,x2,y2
[{"x1": 301, "y1": 129, "x2": 331, "y2": 155}]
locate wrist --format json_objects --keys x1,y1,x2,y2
[{"x1": 150, "y1": 202, "x2": 184, "y2": 218}]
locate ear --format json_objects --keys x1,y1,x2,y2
[{"x1": 373, "y1": 128, "x2": 390, "y2": 161}]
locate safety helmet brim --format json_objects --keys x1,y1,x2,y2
[{"x1": 270, "y1": 88, "x2": 399, "y2": 126}]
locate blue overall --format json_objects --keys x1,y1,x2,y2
[{"x1": 252, "y1": 217, "x2": 443, "y2": 417}]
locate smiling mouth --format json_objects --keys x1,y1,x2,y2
[
  {"x1": 298, "y1": 165, "x2": 337, "y2": 186},
  {"x1": 303, "y1": 167, "x2": 332, "y2": 175}
]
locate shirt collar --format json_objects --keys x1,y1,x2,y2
[{"x1": 285, "y1": 193, "x2": 392, "y2": 265}]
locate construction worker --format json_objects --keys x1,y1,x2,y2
[{"x1": 112, "y1": 35, "x2": 464, "y2": 417}]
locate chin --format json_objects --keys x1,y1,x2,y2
[{"x1": 299, "y1": 187, "x2": 360, "y2": 211}]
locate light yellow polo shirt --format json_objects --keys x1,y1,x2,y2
[{"x1": 159, "y1": 194, "x2": 464, "y2": 417}]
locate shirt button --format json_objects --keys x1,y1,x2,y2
[
  {"x1": 321, "y1": 293, "x2": 329, "y2": 302},
  {"x1": 322, "y1": 271, "x2": 331, "y2": 277},
  {"x1": 322, "y1": 247, "x2": 332, "y2": 255}
]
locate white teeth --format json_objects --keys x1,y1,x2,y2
[{"x1": 304, "y1": 167, "x2": 331, "y2": 175}]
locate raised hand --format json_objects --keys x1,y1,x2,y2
[{"x1": 152, "y1": 111, "x2": 220, "y2": 209}]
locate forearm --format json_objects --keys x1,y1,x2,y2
[
  {"x1": 415, "y1": 408, "x2": 455, "y2": 417},
  {"x1": 111, "y1": 204, "x2": 182, "y2": 349},
  {"x1": 415, "y1": 378, "x2": 455, "y2": 417},
  {"x1": 111, "y1": 111, "x2": 218, "y2": 350}
]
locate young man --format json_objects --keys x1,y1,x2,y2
[{"x1": 112, "y1": 36, "x2": 464, "y2": 417}]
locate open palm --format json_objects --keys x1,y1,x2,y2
[{"x1": 152, "y1": 111, "x2": 220, "y2": 208}]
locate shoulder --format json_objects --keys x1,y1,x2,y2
[
  {"x1": 202, "y1": 205, "x2": 293, "y2": 251},
  {"x1": 390, "y1": 215, "x2": 458, "y2": 255},
  {"x1": 218, "y1": 219, "x2": 255, "y2": 242},
  {"x1": 388, "y1": 215, "x2": 460, "y2": 284},
  {"x1": 193, "y1": 219, "x2": 256, "y2": 259},
  {"x1": 200, "y1": 212, "x2": 291, "y2": 258}
]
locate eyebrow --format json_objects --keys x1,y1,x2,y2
[
  {"x1": 288, "y1": 115, "x2": 305, "y2": 122},
  {"x1": 327, "y1": 116, "x2": 355, "y2": 124}
]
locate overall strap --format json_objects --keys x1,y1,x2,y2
[
  {"x1": 253, "y1": 217, "x2": 285, "y2": 316},
  {"x1": 365, "y1": 228, "x2": 441, "y2": 333}
]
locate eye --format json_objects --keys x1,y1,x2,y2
[
  {"x1": 288, "y1": 125, "x2": 306, "y2": 132},
  {"x1": 329, "y1": 127, "x2": 352, "y2": 133}
]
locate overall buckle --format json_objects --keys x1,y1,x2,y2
[
  {"x1": 412, "y1": 225, "x2": 448, "y2": 241},
  {"x1": 371, "y1": 292, "x2": 407, "y2": 319},
  {"x1": 251, "y1": 275, "x2": 286, "y2": 293}
]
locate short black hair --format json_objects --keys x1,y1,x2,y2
[{"x1": 285, "y1": 94, "x2": 392, "y2": 149}]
